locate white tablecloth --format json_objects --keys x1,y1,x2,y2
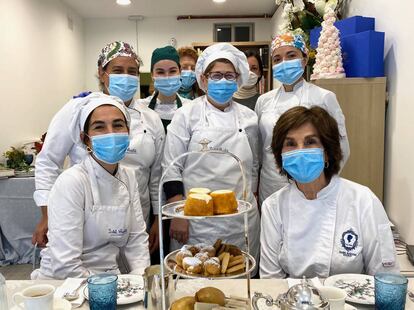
[
  {"x1": 5, "y1": 278, "x2": 414, "y2": 309},
  {"x1": 0, "y1": 177, "x2": 39, "y2": 265}
]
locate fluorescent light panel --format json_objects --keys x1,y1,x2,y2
[{"x1": 116, "y1": 0, "x2": 131, "y2": 5}]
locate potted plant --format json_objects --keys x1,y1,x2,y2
[{"x1": 3, "y1": 146, "x2": 32, "y2": 172}]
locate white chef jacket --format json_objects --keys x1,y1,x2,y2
[
  {"x1": 137, "y1": 93, "x2": 191, "y2": 121},
  {"x1": 162, "y1": 96, "x2": 261, "y2": 264},
  {"x1": 260, "y1": 176, "x2": 399, "y2": 279},
  {"x1": 31, "y1": 156, "x2": 150, "y2": 280},
  {"x1": 33, "y1": 95, "x2": 165, "y2": 226},
  {"x1": 255, "y1": 80, "x2": 350, "y2": 204},
  {"x1": 121, "y1": 102, "x2": 165, "y2": 224}
]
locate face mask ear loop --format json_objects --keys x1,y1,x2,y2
[
  {"x1": 102, "y1": 71, "x2": 110, "y2": 93},
  {"x1": 324, "y1": 161, "x2": 330, "y2": 169},
  {"x1": 84, "y1": 133, "x2": 93, "y2": 153}
]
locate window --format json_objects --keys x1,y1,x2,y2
[{"x1": 214, "y1": 23, "x2": 254, "y2": 42}]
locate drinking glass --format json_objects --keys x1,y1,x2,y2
[
  {"x1": 87, "y1": 274, "x2": 118, "y2": 310},
  {"x1": 375, "y1": 273, "x2": 407, "y2": 310}
]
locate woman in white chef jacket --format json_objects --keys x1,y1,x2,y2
[
  {"x1": 31, "y1": 94, "x2": 150, "y2": 279},
  {"x1": 32, "y1": 41, "x2": 164, "y2": 255},
  {"x1": 136, "y1": 46, "x2": 191, "y2": 132},
  {"x1": 162, "y1": 43, "x2": 261, "y2": 265},
  {"x1": 255, "y1": 33, "x2": 350, "y2": 204},
  {"x1": 260, "y1": 106, "x2": 399, "y2": 279}
]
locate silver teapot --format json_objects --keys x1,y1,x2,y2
[{"x1": 252, "y1": 277, "x2": 330, "y2": 310}]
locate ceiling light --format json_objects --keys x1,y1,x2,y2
[
  {"x1": 217, "y1": 28, "x2": 222, "y2": 32},
  {"x1": 213, "y1": 0, "x2": 226, "y2": 3},
  {"x1": 116, "y1": 0, "x2": 131, "y2": 5}
]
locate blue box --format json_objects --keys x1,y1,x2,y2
[
  {"x1": 310, "y1": 16, "x2": 375, "y2": 48},
  {"x1": 341, "y1": 30, "x2": 385, "y2": 77}
]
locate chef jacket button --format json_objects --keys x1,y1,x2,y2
[{"x1": 239, "y1": 129, "x2": 242, "y2": 132}]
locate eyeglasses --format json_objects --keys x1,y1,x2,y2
[{"x1": 206, "y1": 71, "x2": 239, "y2": 81}]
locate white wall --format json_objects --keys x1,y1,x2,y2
[
  {"x1": 270, "y1": 5, "x2": 283, "y2": 37},
  {"x1": 0, "y1": 0, "x2": 84, "y2": 160},
  {"x1": 84, "y1": 16, "x2": 272, "y2": 91},
  {"x1": 344, "y1": 2, "x2": 414, "y2": 244}
]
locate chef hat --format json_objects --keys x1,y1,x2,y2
[
  {"x1": 271, "y1": 33, "x2": 308, "y2": 55},
  {"x1": 195, "y1": 43, "x2": 250, "y2": 92},
  {"x1": 69, "y1": 92, "x2": 130, "y2": 146},
  {"x1": 97, "y1": 41, "x2": 142, "y2": 68},
  {"x1": 150, "y1": 46, "x2": 181, "y2": 72}
]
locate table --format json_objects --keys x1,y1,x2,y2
[
  {"x1": 0, "y1": 177, "x2": 39, "y2": 265},
  {"x1": 5, "y1": 278, "x2": 414, "y2": 309},
  {"x1": 399, "y1": 253, "x2": 414, "y2": 278}
]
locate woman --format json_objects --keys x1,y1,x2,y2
[
  {"x1": 255, "y1": 33, "x2": 350, "y2": 205},
  {"x1": 162, "y1": 43, "x2": 261, "y2": 266},
  {"x1": 32, "y1": 94, "x2": 150, "y2": 279},
  {"x1": 138, "y1": 46, "x2": 191, "y2": 131},
  {"x1": 177, "y1": 46, "x2": 199, "y2": 100},
  {"x1": 233, "y1": 50, "x2": 263, "y2": 110},
  {"x1": 260, "y1": 106, "x2": 399, "y2": 278},
  {"x1": 32, "y1": 41, "x2": 164, "y2": 255}
]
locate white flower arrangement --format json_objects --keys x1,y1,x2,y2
[{"x1": 275, "y1": 0, "x2": 348, "y2": 37}]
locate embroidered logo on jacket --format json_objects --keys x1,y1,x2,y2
[{"x1": 339, "y1": 229, "x2": 359, "y2": 257}]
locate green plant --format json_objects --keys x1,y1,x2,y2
[{"x1": 3, "y1": 147, "x2": 31, "y2": 171}]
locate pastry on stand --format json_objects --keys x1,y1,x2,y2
[{"x1": 158, "y1": 142, "x2": 254, "y2": 310}]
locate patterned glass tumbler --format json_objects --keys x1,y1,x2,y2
[
  {"x1": 375, "y1": 273, "x2": 407, "y2": 310},
  {"x1": 87, "y1": 274, "x2": 118, "y2": 310}
]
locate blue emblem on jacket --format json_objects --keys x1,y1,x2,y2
[{"x1": 340, "y1": 229, "x2": 359, "y2": 257}]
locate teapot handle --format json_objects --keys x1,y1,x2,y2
[{"x1": 251, "y1": 292, "x2": 278, "y2": 310}]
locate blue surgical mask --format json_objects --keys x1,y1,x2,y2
[
  {"x1": 180, "y1": 70, "x2": 196, "y2": 90},
  {"x1": 90, "y1": 133, "x2": 130, "y2": 164},
  {"x1": 272, "y1": 59, "x2": 304, "y2": 85},
  {"x1": 207, "y1": 78, "x2": 238, "y2": 105},
  {"x1": 107, "y1": 74, "x2": 139, "y2": 102},
  {"x1": 154, "y1": 76, "x2": 182, "y2": 96},
  {"x1": 282, "y1": 148, "x2": 325, "y2": 183}
]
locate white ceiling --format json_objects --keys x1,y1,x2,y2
[{"x1": 62, "y1": 0, "x2": 276, "y2": 19}]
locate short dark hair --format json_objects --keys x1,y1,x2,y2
[
  {"x1": 244, "y1": 49, "x2": 263, "y2": 83},
  {"x1": 271, "y1": 106, "x2": 343, "y2": 181}
]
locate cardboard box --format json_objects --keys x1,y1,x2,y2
[
  {"x1": 341, "y1": 30, "x2": 385, "y2": 77},
  {"x1": 310, "y1": 15, "x2": 375, "y2": 48}
]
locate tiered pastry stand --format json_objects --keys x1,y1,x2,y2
[{"x1": 157, "y1": 139, "x2": 256, "y2": 310}]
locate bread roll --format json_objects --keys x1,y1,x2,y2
[
  {"x1": 171, "y1": 296, "x2": 196, "y2": 310},
  {"x1": 195, "y1": 287, "x2": 226, "y2": 306}
]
